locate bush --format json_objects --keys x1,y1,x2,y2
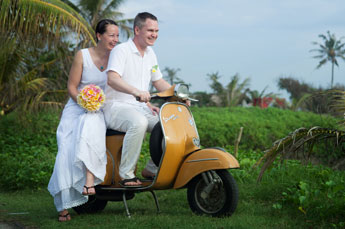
[
  {"x1": 0, "y1": 107, "x2": 341, "y2": 190},
  {"x1": 192, "y1": 106, "x2": 340, "y2": 150},
  {"x1": 270, "y1": 161, "x2": 345, "y2": 227},
  {"x1": 0, "y1": 111, "x2": 59, "y2": 190}
]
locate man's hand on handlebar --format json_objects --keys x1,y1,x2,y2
[
  {"x1": 134, "y1": 90, "x2": 151, "y2": 103},
  {"x1": 185, "y1": 99, "x2": 191, "y2": 107}
]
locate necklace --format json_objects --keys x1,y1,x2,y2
[{"x1": 100, "y1": 66, "x2": 104, "y2": 70}]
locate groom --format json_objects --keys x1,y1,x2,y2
[{"x1": 104, "y1": 12, "x2": 171, "y2": 186}]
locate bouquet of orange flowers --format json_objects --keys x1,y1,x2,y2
[{"x1": 77, "y1": 84, "x2": 105, "y2": 112}]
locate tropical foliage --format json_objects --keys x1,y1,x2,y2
[
  {"x1": 163, "y1": 67, "x2": 186, "y2": 85},
  {"x1": 72, "y1": 0, "x2": 133, "y2": 38},
  {"x1": 208, "y1": 72, "x2": 250, "y2": 107},
  {"x1": 254, "y1": 127, "x2": 345, "y2": 181},
  {"x1": 310, "y1": 31, "x2": 345, "y2": 88},
  {"x1": 0, "y1": 0, "x2": 133, "y2": 116},
  {"x1": 0, "y1": 35, "x2": 74, "y2": 115},
  {"x1": 278, "y1": 77, "x2": 345, "y2": 113},
  {"x1": 0, "y1": 0, "x2": 97, "y2": 115},
  {"x1": 0, "y1": 0, "x2": 96, "y2": 45},
  {"x1": 255, "y1": 85, "x2": 345, "y2": 182},
  {"x1": 331, "y1": 90, "x2": 345, "y2": 126}
]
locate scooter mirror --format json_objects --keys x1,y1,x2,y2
[{"x1": 175, "y1": 84, "x2": 189, "y2": 99}]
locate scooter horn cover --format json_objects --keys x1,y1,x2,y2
[{"x1": 149, "y1": 122, "x2": 164, "y2": 166}]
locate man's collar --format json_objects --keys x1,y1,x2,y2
[{"x1": 128, "y1": 38, "x2": 150, "y2": 55}]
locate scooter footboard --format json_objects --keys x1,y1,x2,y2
[{"x1": 173, "y1": 148, "x2": 239, "y2": 189}]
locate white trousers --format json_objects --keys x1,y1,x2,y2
[{"x1": 104, "y1": 102, "x2": 158, "y2": 179}]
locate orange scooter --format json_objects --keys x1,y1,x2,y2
[{"x1": 73, "y1": 84, "x2": 240, "y2": 217}]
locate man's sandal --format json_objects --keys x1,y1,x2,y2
[
  {"x1": 58, "y1": 212, "x2": 71, "y2": 222},
  {"x1": 82, "y1": 185, "x2": 96, "y2": 195},
  {"x1": 119, "y1": 177, "x2": 142, "y2": 188}
]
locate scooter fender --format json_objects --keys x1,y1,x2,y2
[{"x1": 173, "y1": 148, "x2": 239, "y2": 189}]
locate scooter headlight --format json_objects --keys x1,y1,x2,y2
[{"x1": 175, "y1": 84, "x2": 190, "y2": 100}]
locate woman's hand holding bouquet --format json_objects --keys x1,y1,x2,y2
[{"x1": 77, "y1": 84, "x2": 105, "y2": 112}]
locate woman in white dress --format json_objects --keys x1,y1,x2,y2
[{"x1": 48, "y1": 19, "x2": 119, "y2": 222}]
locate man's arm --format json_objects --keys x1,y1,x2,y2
[
  {"x1": 152, "y1": 78, "x2": 171, "y2": 92},
  {"x1": 107, "y1": 71, "x2": 151, "y2": 102}
]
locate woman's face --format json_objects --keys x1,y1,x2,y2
[{"x1": 98, "y1": 24, "x2": 119, "y2": 51}]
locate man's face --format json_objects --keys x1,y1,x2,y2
[{"x1": 136, "y1": 18, "x2": 159, "y2": 47}]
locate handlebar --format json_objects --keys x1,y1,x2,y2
[{"x1": 135, "y1": 94, "x2": 159, "y2": 102}]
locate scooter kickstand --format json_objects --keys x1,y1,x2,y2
[
  {"x1": 122, "y1": 191, "x2": 131, "y2": 218},
  {"x1": 149, "y1": 190, "x2": 161, "y2": 213}
]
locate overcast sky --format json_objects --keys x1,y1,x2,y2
[{"x1": 118, "y1": 0, "x2": 345, "y2": 99}]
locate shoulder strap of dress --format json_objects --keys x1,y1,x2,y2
[{"x1": 81, "y1": 48, "x2": 92, "y2": 68}]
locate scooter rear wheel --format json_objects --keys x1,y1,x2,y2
[
  {"x1": 73, "y1": 195, "x2": 108, "y2": 214},
  {"x1": 187, "y1": 169, "x2": 238, "y2": 217}
]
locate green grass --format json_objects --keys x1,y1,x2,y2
[{"x1": 0, "y1": 181, "x2": 310, "y2": 229}]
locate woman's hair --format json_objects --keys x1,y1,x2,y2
[{"x1": 95, "y1": 19, "x2": 118, "y2": 42}]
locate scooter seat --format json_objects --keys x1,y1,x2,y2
[{"x1": 106, "y1": 129, "x2": 125, "y2": 136}]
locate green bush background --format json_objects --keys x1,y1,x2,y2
[{"x1": 0, "y1": 107, "x2": 340, "y2": 190}]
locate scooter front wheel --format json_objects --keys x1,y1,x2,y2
[{"x1": 187, "y1": 169, "x2": 238, "y2": 217}]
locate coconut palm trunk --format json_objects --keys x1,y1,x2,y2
[{"x1": 331, "y1": 60, "x2": 335, "y2": 88}]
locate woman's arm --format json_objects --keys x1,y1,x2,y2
[{"x1": 67, "y1": 50, "x2": 83, "y2": 102}]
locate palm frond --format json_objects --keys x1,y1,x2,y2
[
  {"x1": 254, "y1": 127, "x2": 345, "y2": 182},
  {"x1": 0, "y1": 0, "x2": 96, "y2": 46}
]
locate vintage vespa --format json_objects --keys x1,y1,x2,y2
[{"x1": 74, "y1": 84, "x2": 239, "y2": 217}]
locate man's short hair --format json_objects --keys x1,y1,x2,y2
[{"x1": 133, "y1": 12, "x2": 158, "y2": 31}]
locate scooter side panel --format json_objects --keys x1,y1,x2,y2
[
  {"x1": 173, "y1": 148, "x2": 239, "y2": 189},
  {"x1": 153, "y1": 103, "x2": 200, "y2": 189},
  {"x1": 101, "y1": 135, "x2": 124, "y2": 185}
]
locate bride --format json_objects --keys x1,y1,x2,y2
[{"x1": 47, "y1": 19, "x2": 119, "y2": 222}]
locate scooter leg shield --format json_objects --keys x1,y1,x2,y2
[{"x1": 173, "y1": 148, "x2": 239, "y2": 189}]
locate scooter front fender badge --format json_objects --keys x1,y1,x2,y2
[
  {"x1": 193, "y1": 137, "x2": 200, "y2": 147},
  {"x1": 163, "y1": 114, "x2": 178, "y2": 123}
]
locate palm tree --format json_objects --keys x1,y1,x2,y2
[
  {"x1": 208, "y1": 72, "x2": 226, "y2": 106},
  {"x1": 0, "y1": 0, "x2": 95, "y2": 115},
  {"x1": 0, "y1": 35, "x2": 73, "y2": 115},
  {"x1": 225, "y1": 74, "x2": 250, "y2": 107},
  {"x1": 74, "y1": 0, "x2": 133, "y2": 38},
  {"x1": 208, "y1": 72, "x2": 250, "y2": 107},
  {"x1": 163, "y1": 67, "x2": 187, "y2": 85},
  {"x1": 310, "y1": 31, "x2": 345, "y2": 88}
]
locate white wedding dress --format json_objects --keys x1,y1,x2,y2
[{"x1": 48, "y1": 49, "x2": 107, "y2": 211}]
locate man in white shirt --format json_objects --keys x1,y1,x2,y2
[{"x1": 104, "y1": 12, "x2": 171, "y2": 186}]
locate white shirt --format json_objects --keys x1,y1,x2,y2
[{"x1": 105, "y1": 39, "x2": 162, "y2": 105}]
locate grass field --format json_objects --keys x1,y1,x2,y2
[{"x1": 0, "y1": 179, "x2": 311, "y2": 229}]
